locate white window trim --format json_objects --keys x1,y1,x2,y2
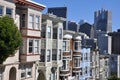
[
  {"x1": 28, "y1": 39, "x2": 40, "y2": 54},
  {"x1": 74, "y1": 41, "x2": 81, "y2": 52},
  {"x1": 35, "y1": 15, "x2": 40, "y2": 29},
  {"x1": 63, "y1": 40, "x2": 70, "y2": 52}
]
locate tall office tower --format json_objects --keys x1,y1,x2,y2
[
  {"x1": 79, "y1": 22, "x2": 94, "y2": 38},
  {"x1": 94, "y1": 9, "x2": 112, "y2": 33},
  {"x1": 68, "y1": 21, "x2": 79, "y2": 32},
  {"x1": 48, "y1": 7, "x2": 68, "y2": 30}
]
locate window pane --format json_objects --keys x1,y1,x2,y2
[
  {"x1": 26, "y1": 67, "x2": 32, "y2": 78},
  {"x1": 47, "y1": 26, "x2": 51, "y2": 38},
  {"x1": 40, "y1": 50, "x2": 45, "y2": 62},
  {"x1": 6, "y1": 8, "x2": 12, "y2": 17},
  {"x1": 63, "y1": 41, "x2": 66, "y2": 51},
  {"x1": 47, "y1": 50, "x2": 51, "y2": 62},
  {"x1": 59, "y1": 49, "x2": 61, "y2": 60},
  {"x1": 21, "y1": 14, "x2": 26, "y2": 27},
  {"x1": 59, "y1": 28, "x2": 62, "y2": 39},
  {"x1": 52, "y1": 50, "x2": 57, "y2": 60},
  {"x1": 34, "y1": 40, "x2": 39, "y2": 53},
  {"x1": 35, "y1": 16, "x2": 39, "y2": 29},
  {"x1": 21, "y1": 72, "x2": 26, "y2": 78},
  {"x1": 29, "y1": 14, "x2": 34, "y2": 29},
  {"x1": 29, "y1": 40, "x2": 33, "y2": 53},
  {"x1": 0, "y1": 6, "x2": 3, "y2": 16},
  {"x1": 75, "y1": 42, "x2": 78, "y2": 50}
]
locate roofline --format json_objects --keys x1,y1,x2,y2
[{"x1": 14, "y1": 0, "x2": 46, "y2": 10}]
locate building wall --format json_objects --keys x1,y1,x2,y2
[{"x1": 80, "y1": 48, "x2": 90, "y2": 80}]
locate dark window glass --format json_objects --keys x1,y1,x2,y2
[
  {"x1": 6, "y1": 8, "x2": 12, "y2": 17},
  {"x1": 0, "y1": 6, "x2": 3, "y2": 16}
]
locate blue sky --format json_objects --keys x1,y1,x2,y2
[{"x1": 34, "y1": 0, "x2": 120, "y2": 31}]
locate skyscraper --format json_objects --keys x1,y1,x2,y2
[
  {"x1": 94, "y1": 9, "x2": 112, "y2": 33},
  {"x1": 48, "y1": 7, "x2": 68, "y2": 30},
  {"x1": 94, "y1": 9, "x2": 112, "y2": 54}
]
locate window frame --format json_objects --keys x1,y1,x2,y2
[
  {"x1": 35, "y1": 16, "x2": 40, "y2": 29},
  {"x1": 29, "y1": 14, "x2": 34, "y2": 29},
  {"x1": 47, "y1": 26, "x2": 51, "y2": 39},
  {"x1": 59, "y1": 28, "x2": 62, "y2": 39},
  {"x1": 59, "y1": 49, "x2": 62, "y2": 60},
  {"x1": 47, "y1": 50, "x2": 51, "y2": 62},
  {"x1": 0, "y1": 6, "x2": 3, "y2": 16},
  {"x1": 6, "y1": 7, "x2": 12, "y2": 17},
  {"x1": 28, "y1": 39, "x2": 40, "y2": 54}
]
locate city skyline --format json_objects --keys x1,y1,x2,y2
[{"x1": 35, "y1": 0, "x2": 120, "y2": 31}]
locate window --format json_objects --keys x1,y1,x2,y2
[
  {"x1": 80, "y1": 68, "x2": 82, "y2": 75},
  {"x1": 29, "y1": 39, "x2": 39, "y2": 54},
  {"x1": 0, "y1": 6, "x2": 3, "y2": 16},
  {"x1": 85, "y1": 67, "x2": 87, "y2": 74},
  {"x1": 35, "y1": 16, "x2": 40, "y2": 29},
  {"x1": 21, "y1": 64, "x2": 32, "y2": 79},
  {"x1": 29, "y1": 40, "x2": 33, "y2": 53},
  {"x1": 74, "y1": 42, "x2": 78, "y2": 50},
  {"x1": 29, "y1": 14, "x2": 34, "y2": 29},
  {"x1": 62, "y1": 60, "x2": 66, "y2": 70},
  {"x1": 74, "y1": 59, "x2": 80, "y2": 67},
  {"x1": 74, "y1": 59, "x2": 77, "y2": 67},
  {"x1": 0, "y1": 68, "x2": 3, "y2": 80},
  {"x1": 6, "y1": 8, "x2": 12, "y2": 17},
  {"x1": 52, "y1": 50, "x2": 57, "y2": 60},
  {"x1": 34, "y1": 40, "x2": 39, "y2": 53},
  {"x1": 26, "y1": 65, "x2": 32, "y2": 78},
  {"x1": 62, "y1": 60, "x2": 69, "y2": 70},
  {"x1": 59, "y1": 28, "x2": 62, "y2": 39},
  {"x1": 21, "y1": 14, "x2": 26, "y2": 27},
  {"x1": 63, "y1": 41, "x2": 69, "y2": 51},
  {"x1": 40, "y1": 50, "x2": 45, "y2": 62},
  {"x1": 53, "y1": 28, "x2": 57, "y2": 39},
  {"x1": 63, "y1": 41, "x2": 66, "y2": 51},
  {"x1": 47, "y1": 50, "x2": 51, "y2": 62},
  {"x1": 47, "y1": 26, "x2": 51, "y2": 38},
  {"x1": 21, "y1": 65, "x2": 26, "y2": 79},
  {"x1": 59, "y1": 49, "x2": 62, "y2": 60}
]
